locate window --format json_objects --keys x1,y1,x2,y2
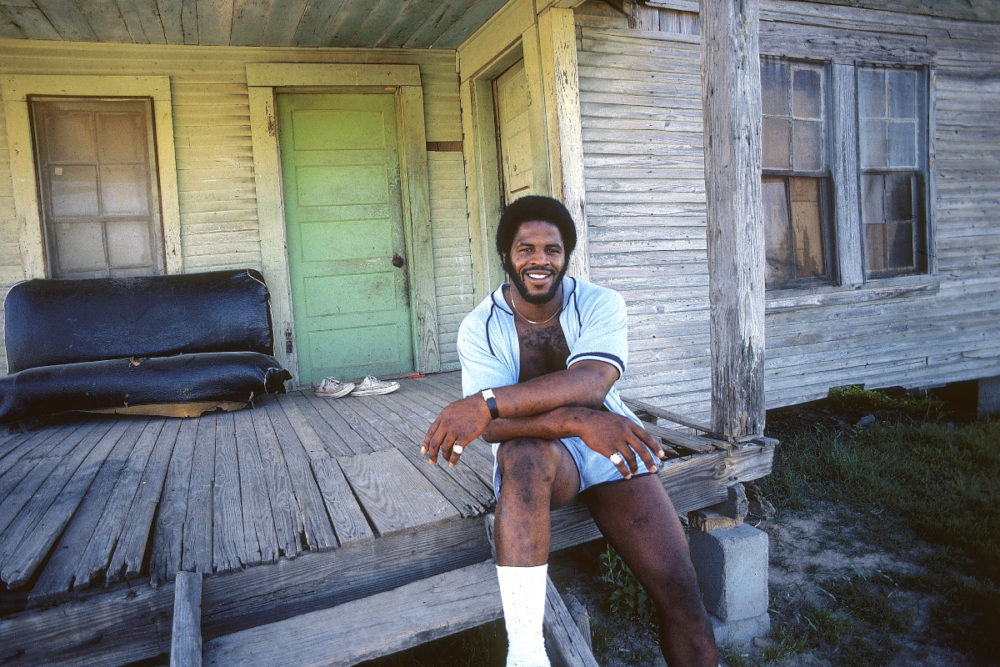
[
  {"x1": 760, "y1": 58, "x2": 931, "y2": 291},
  {"x1": 761, "y1": 59, "x2": 834, "y2": 288},
  {"x1": 31, "y1": 98, "x2": 163, "y2": 278},
  {"x1": 858, "y1": 66, "x2": 928, "y2": 276}
]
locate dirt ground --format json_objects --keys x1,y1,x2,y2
[{"x1": 548, "y1": 499, "x2": 976, "y2": 666}]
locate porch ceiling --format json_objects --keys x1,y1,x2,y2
[{"x1": 0, "y1": 0, "x2": 512, "y2": 49}]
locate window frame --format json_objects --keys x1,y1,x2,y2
[
  {"x1": 760, "y1": 57, "x2": 936, "y2": 300},
  {"x1": 855, "y1": 64, "x2": 932, "y2": 280},
  {"x1": 760, "y1": 57, "x2": 838, "y2": 290},
  {"x1": 0, "y1": 75, "x2": 181, "y2": 279},
  {"x1": 30, "y1": 96, "x2": 165, "y2": 279}
]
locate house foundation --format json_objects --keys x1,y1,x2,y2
[
  {"x1": 689, "y1": 485, "x2": 771, "y2": 645},
  {"x1": 978, "y1": 375, "x2": 1000, "y2": 418}
]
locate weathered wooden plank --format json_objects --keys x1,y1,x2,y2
[
  {"x1": 323, "y1": 396, "x2": 396, "y2": 452},
  {"x1": 544, "y1": 575, "x2": 600, "y2": 667},
  {"x1": 203, "y1": 560, "x2": 502, "y2": 666},
  {"x1": 347, "y1": 396, "x2": 492, "y2": 517},
  {"x1": 70, "y1": 419, "x2": 165, "y2": 589},
  {"x1": 0, "y1": 426, "x2": 70, "y2": 506},
  {"x1": 276, "y1": 393, "x2": 347, "y2": 458},
  {"x1": 259, "y1": 400, "x2": 338, "y2": 551},
  {"x1": 233, "y1": 408, "x2": 279, "y2": 565},
  {"x1": 170, "y1": 571, "x2": 202, "y2": 667},
  {"x1": 213, "y1": 411, "x2": 245, "y2": 574},
  {"x1": 107, "y1": 417, "x2": 182, "y2": 583},
  {"x1": 300, "y1": 393, "x2": 373, "y2": 455},
  {"x1": 622, "y1": 396, "x2": 713, "y2": 433},
  {"x1": 181, "y1": 413, "x2": 217, "y2": 573},
  {"x1": 0, "y1": 421, "x2": 108, "y2": 567},
  {"x1": 150, "y1": 418, "x2": 200, "y2": 586},
  {"x1": 390, "y1": 384, "x2": 496, "y2": 486},
  {"x1": 249, "y1": 406, "x2": 302, "y2": 560},
  {"x1": 337, "y1": 449, "x2": 459, "y2": 537},
  {"x1": 309, "y1": 457, "x2": 374, "y2": 547}
]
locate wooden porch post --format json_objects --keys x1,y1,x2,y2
[{"x1": 698, "y1": 0, "x2": 766, "y2": 440}]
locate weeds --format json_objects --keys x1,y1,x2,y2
[
  {"x1": 755, "y1": 386, "x2": 1000, "y2": 665},
  {"x1": 598, "y1": 544, "x2": 656, "y2": 626}
]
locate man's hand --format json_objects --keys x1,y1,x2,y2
[
  {"x1": 422, "y1": 393, "x2": 491, "y2": 467},
  {"x1": 568, "y1": 408, "x2": 665, "y2": 479}
]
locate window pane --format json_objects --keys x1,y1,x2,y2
[
  {"x1": 54, "y1": 221, "x2": 106, "y2": 273},
  {"x1": 792, "y1": 120, "x2": 823, "y2": 171},
  {"x1": 763, "y1": 118, "x2": 791, "y2": 170},
  {"x1": 101, "y1": 164, "x2": 150, "y2": 216},
  {"x1": 888, "y1": 121, "x2": 916, "y2": 168},
  {"x1": 858, "y1": 69, "x2": 884, "y2": 118},
  {"x1": 763, "y1": 178, "x2": 794, "y2": 284},
  {"x1": 860, "y1": 119, "x2": 887, "y2": 169},
  {"x1": 865, "y1": 223, "x2": 886, "y2": 273},
  {"x1": 790, "y1": 178, "x2": 826, "y2": 278},
  {"x1": 793, "y1": 67, "x2": 822, "y2": 119},
  {"x1": 862, "y1": 174, "x2": 886, "y2": 223},
  {"x1": 107, "y1": 220, "x2": 154, "y2": 268},
  {"x1": 884, "y1": 173, "x2": 913, "y2": 222},
  {"x1": 42, "y1": 111, "x2": 96, "y2": 162},
  {"x1": 761, "y1": 60, "x2": 790, "y2": 116},
  {"x1": 98, "y1": 112, "x2": 147, "y2": 162},
  {"x1": 886, "y1": 221, "x2": 914, "y2": 269},
  {"x1": 50, "y1": 165, "x2": 100, "y2": 217},
  {"x1": 888, "y1": 70, "x2": 916, "y2": 119}
]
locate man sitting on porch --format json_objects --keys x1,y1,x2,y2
[{"x1": 423, "y1": 195, "x2": 717, "y2": 666}]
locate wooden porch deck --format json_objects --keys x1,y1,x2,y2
[{"x1": 0, "y1": 371, "x2": 774, "y2": 665}]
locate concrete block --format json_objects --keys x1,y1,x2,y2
[
  {"x1": 979, "y1": 375, "x2": 1000, "y2": 418},
  {"x1": 709, "y1": 611, "x2": 770, "y2": 645},
  {"x1": 689, "y1": 524, "x2": 768, "y2": 622}
]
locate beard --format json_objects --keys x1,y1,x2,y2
[{"x1": 503, "y1": 255, "x2": 568, "y2": 305}]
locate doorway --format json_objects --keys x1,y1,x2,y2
[{"x1": 276, "y1": 91, "x2": 414, "y2": 385}]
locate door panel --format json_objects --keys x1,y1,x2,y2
[
  {"x1": 278, "y1": 92, "x2": 414, "y2": 385},
  {"x1": 494, "y1": 59, "x2": 535, "y2": 204}
]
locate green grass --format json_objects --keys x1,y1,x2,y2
[{"x1": 756, "y1": 386, "x2": 1000, "y2": 665}]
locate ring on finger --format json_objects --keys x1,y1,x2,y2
[
  {"x1": 608, "y1": 451, "x2": 624, "y2": 466},
  {"x1": 453, "y1": 444, "x2": 464, "y2": 455}
]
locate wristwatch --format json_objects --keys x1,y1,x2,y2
[{"x1": 481, "y1": 388, "x2": 499, "y2": 420}]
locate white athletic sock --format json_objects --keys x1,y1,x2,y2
[{"x1": 496, "y1": 564, "x2": 550, "y2": 667}]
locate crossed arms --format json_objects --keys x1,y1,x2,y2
[{"x1": 421, "y1": 360, "x2": 663, "y2": 476}]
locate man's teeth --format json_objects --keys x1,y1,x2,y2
[{"x1": 527, "y1": 272, "x2": 549, "y2": 279}]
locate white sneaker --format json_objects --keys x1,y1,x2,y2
[
  {"x1": 350, "y1": 375, "x2": 400, "y2": 396},
  {"x1": 314, "y1": 377, "x2": 355, "y2": 398}
]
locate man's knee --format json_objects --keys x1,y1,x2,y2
[{"x1": 496, "y1": 438, "x2": 563, "y2": 481}]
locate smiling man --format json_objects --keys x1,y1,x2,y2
[{"x1": 423, "y1": 195, "x2": 717, "y2": 666}]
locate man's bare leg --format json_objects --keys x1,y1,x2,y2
[
  {"x1": 585, "y1": 475, "x2": 718, "y2": 667},
  {"x1": 493, "y1": 438, "x2": 580, "y2": 666}
]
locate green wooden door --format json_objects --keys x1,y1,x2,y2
[{"x1": 277, "y1": 92, "x2": 414, "y2": 385}]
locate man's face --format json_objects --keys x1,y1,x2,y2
[{"x1": 502, "y1": 220, "x2": 568, "y2": 305}]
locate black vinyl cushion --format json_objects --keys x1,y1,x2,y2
[
  {"x1": 0, "y1": 352, "x2": 289, "y2": 423},
  {"x1": 4, "y1": 269, "x2": 275, "y2": 373},
  {"x1": 0, "y1": 269, "x2": 291, "y2": 423}
]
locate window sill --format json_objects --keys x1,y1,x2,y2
[{"x1": 765, "y1": 275, "x2": 940, "y2": 314}]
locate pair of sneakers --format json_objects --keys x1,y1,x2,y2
[{"x1": 314, "y1": 375, "x2": 400, "y2": 398}]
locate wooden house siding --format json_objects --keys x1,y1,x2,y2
[
  {"x1": 576, "y1": 8, "x2": 713, "y2": 421},
  {"x1": 429, "y1": 150, "x2": 476, "y2": 371},
  {"x1": 575, "y1": 1, "x2": 1000, "y2": 415},
  {"x1": 0, "y1": 39, "x2": 472, "y2": 374},
  {"x1": 758, "y1": 2, "x2": 1000, "y2": 407}
]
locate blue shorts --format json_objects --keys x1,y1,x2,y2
[{"x1": 491, "y1": 436, "x2": 651, "y2": 499}]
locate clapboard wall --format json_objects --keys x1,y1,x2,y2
[
  {"x1": 575, "y1": 0, "x2": 1000, "y2": 417},
  {"x1": 575, "y1": 4, "x2": 713, "y2": 421},
  {"x1": 0, "y1": 39, "x2": 473, "y2": 374}
]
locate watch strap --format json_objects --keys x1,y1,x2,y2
[{"x1": 481, "y1": 389, "x2": 500, "y2": 420}]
